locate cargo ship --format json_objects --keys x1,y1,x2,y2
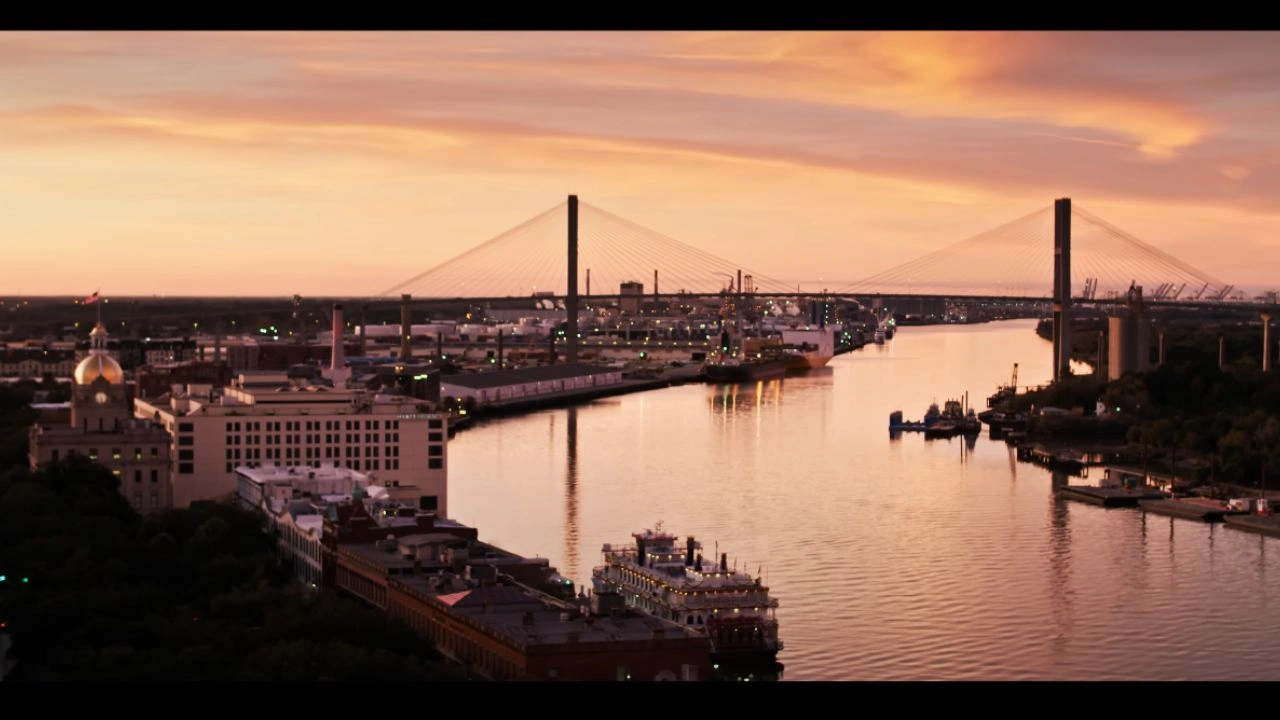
[
  {"x1": 701, "y1": 334, "x2": 790, "y2": 383},
  {"x1": 779, "y1": 327, "x2": 836, "y2": 371},
  {"x1": 592, "y1": 523, "x2": 783, "y2": 681}
]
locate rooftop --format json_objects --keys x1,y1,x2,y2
[
  {"x1": 237, "y1": 462, "x2": 369, "y2": 487},
  {"x1": 398, "y1": 576, "x2": 702, "y2": 647},
  {"x1": 441, "y1": 362, "x2": 619, "y2": 390}
]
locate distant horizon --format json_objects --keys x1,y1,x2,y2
[{"x1": 3, "y1": 32, "x2": 1278, "y2": 296}]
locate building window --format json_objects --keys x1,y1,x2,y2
[
  {"x1": 428, "y1": 419, "x2": 442, "y2": 429},
  {"x1": 419, "y1": 496, "x2": 438, "y2": 511},
  {"x1": 178, "y1": 449, "x2": 194, "y2": 461},
  {"x1": 428, "y1": 458, "x2": 442, "y2": 470},
  {"x1": 428, "y1": 445, "x2": 442, "y2": 457},
  {"x1": 178, "y1": 436, "x2": 193, "y2": 446},
  {"x1": 89, "y1": 449, "x2": 98, "y2": 460},
  {"x1": 151, "y1": 469, "x2": 158, "y2": 483},
  {"x1": 134, "y1": 449, "x2": 142, "y2": 460},
  {"x1": 226, "y1": 449, "x2": 233, "y2": 459},
  {"x1": 151, "y1": 492, "x2": 160, "y2": 509},
  {"x1": 134, "y1": 470, "x2": 142, "y2": 484},
  {"x1": 151, "y1": 447, "x2": 158, "y2": 457},
  {"x1": 178, "y1": 422, "x2": 193, "y2": 432},
  {"x1": 178, "y1": 462, "x2": 194, "y2": 474},
  {"x1": 428, "y1": 432, "x2": 442, "y2": 443}
]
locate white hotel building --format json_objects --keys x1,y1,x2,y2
[{"x1": 135, "y1": 371, "x2": 449, "y2": 516}]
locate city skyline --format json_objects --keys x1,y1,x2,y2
[{"x1": 4, "y1": 31, "x2": 1280, "y2": 296}]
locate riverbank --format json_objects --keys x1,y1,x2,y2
[{"x1": 453, "y1": 365, "x2": 706, "y2": 426}]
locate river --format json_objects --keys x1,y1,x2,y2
[{"x1": 448, "y1": 318, "x2": 1280, "y2": 680}]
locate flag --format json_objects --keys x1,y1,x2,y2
[{"x1": 83, "y1": 291, "x2": 99, "y2": 305}]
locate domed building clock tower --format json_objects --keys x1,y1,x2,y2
[
  {"x1": 29, "y1": 319, "x2": 175, "y2": 514},
  {"x1": 71, "y1": 322, "x2": 129, "y2": 432}
]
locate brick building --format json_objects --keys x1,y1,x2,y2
[{"x1": 323, "y1": 495, "x2": 711, "y2": 681}]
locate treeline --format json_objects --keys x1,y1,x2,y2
[
  {"x1": 0, "y1": 456, "x2": 469, "y2": 681},
  {"x1": 1016, "y1": 321, "x2": 1280, "y2": 487}
]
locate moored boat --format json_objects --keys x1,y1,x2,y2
[
  {"x1": 780, "y1": 327, "x2": 836, "y2": 371},
  {"x1": 592, "y1": 523, "x2": 783, "y2": 681},
  {"x1": 702, "y1": 335, "x2": 790, "y2": 383}
]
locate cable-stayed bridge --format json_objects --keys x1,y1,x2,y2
[{"x1": 380, "y1": 196, "x2": 1247, "y2": 308}]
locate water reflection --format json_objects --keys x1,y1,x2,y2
[
  {"x1": 1047, "y1": 491, "x2": 1073, "y2": 662},
  {"x1": 449, "y1": 319, "x2": 1280, "y2": 680},
  {"x1": 564, "y1": 406, "x2": 579, "y2": 581},
  {"x1": 707, "y1": 379, "x2": 783, "y2": 414}
]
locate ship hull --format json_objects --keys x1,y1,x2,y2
[
  {"x1": 785, "y1": 353, "x2": 834, "y2": 371},
  {"x1": 703, "y1": 358, "x2": 790, "y2": 383},
  {"x1": 711, "y1": 652, "x2": 784, "y2": 682}
]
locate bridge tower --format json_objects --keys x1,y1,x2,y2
[
  {"x1": 567, "y1": 195, "x2": 579, "y2": 364},
  {"x1": 1052, "y1": 198, "x2": 1072, "y2": 382}
]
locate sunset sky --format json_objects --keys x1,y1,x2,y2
[{"x1": 3, "y1": 31, "x2": 1279, "y2": 297}]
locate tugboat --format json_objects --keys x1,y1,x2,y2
[{"x1": 592, "y1": 523, "x2": 783, "y2": 681}]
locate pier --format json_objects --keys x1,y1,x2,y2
[
  {"x1": 1137, "y1": 498, "x2": 1247, "y2": 523},
  {"x1": 1223, "y1": 514, "x2": 1280, "y2": 538},
  {"x1": 456, "y1": 364, "x2": 706, "y2": 424},
  {"x1": 1057, "y1": 485, "x2": 1166, "y2": 507}
]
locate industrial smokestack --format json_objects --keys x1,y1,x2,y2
[
  {"x1": 586, "y1": 268, "x2": 591, "y2": 297},
  {"x1": 685, "y1": 536, "x2": 695, "y2": 566},
  {"x1": 497, "y1": 329, "x2": 504, "y2": 369},
  {"x1": 358, "y1": 304, "x2": 367, "y2": 356},
  {"x1": 1264, "y1": 312, "x2": 1273, "y2": 373},
  {"x1": 654, "y1": 269, "x2": 659, "y2": 299},
  {"x1": 1219, "y1": 335, "x2": 1226, "y2": 370},
  {"x1": 400, "y1": 294, "x2": 412, "y2": 361},
  {"x1": 1096, "y1": 330, "x2": 1105, "y2": 377},
  {"x1": 720, "y1": 552, "x2": 728, "y2": 573},
  {"x1": 330, "y1": 304, "x2": 345, "y2": 371}
]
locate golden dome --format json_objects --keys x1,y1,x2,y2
[
  {"x1": 89, "y1": 322, "x2": 108, "y2": 338},
  {"x1": 75, "y1": 353, "x2": 123, "y2": 385}
]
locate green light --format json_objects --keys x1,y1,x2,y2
[
  {"x1": 22, "y1": 577, "x2": 28, "y2": 583},
  {"x1": 0, "y1": 575, "x2": 6, "y2": 582}
]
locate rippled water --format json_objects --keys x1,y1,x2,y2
[{"x1": 449, "y1": 319, "x2": 1280, "y2": 680}]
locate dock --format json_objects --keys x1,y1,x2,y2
[
  {"x1": 1057, "y1": 485, "x2": 1166, "y2": 507},
  {"x1": 1137, "y1": 498, "x2": 1248, "y2": 523},
  {"x1": 1223, "y1": 514, "x2": 1280, "y2": 538},
  {"x1": 463, "y1": 365, "x2": 706, "y2": 422}
]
